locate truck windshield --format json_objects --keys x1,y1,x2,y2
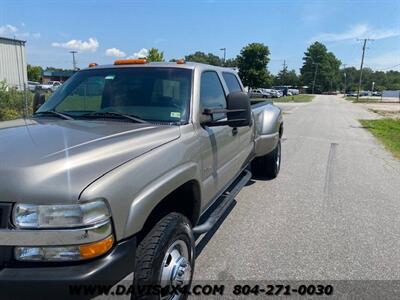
[{"x1": 38, "y1": 67, "x2": 192, "y2": 123}]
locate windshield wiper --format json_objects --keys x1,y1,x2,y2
[
  {"x1": 82, "y1": 112, "x2": 148, "y2": 123},
  {"x1": 33, "y1": 111, "x2": 74, "y2": 120}
]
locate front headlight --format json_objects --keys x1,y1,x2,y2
[
  {"x1": 13, "y1": 200, "x2": 110, "y2": 228},
  {"x1": 12, "y1": 200, "x2": 114, "y2": 262},
  {"x1": 15, "y1": 235, "x2": 114, "y2": 261}
]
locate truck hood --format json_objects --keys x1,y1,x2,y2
[{"x1": 0, "y1": 119, "x2": 180, "y2": 203}]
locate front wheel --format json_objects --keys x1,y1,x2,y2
[
  {"x1": 252, "y1": 139, "x2": 281, "y2": 179},
  {"x1": 134, "y1": 213, "x2": 195, "y2": 299}
]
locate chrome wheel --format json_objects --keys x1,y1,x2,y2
[{"x1": 160, "y1": 240, "x2": 192, "y2": 300}]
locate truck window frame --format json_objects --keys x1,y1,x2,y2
[
  {"x1": 222, "y1": 72, "x2": 243, "y2": 93},
  {"x1": 199, "y1": 70, "x2": 228, "y2": 121}
]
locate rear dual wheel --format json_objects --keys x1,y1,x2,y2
[{"x1": 252, "y1": 139, "x2": 281, "y2": 179}]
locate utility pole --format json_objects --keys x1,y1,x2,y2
[
  {"x1": 312, "y1": 63, "x2": 318, "y2": 95},
  {"x1": 356, "y1": 38, "x2": 373, "y2": 101},
  {"x1": 220, "y1": 48, "x2": 226, "y2": 65},
  {"x1": 70, "y1": 50, "x2": 78, "y2": 70},
  {"x1": 282, "y1": 60, "x2": 287, "y2": 84},
  {"x1": 342, "y1": 63, "x2": 347, "y2": 97}
]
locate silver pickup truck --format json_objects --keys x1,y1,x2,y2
[{"x1": 0, "y1": 60, "x2": 282, "y2": 299}]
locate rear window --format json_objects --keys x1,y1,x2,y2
[{"x1": 222, "y1": 72, "x2": 242, "y2": 93}]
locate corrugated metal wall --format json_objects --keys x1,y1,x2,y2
[{"x1": 0, "y1": 38, "x2": 28, "y2": 90}]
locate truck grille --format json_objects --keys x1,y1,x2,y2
[
  {"x1": 0, "y1": 203, "x2": 12, "y2": 229},
  {"x1": 0, "y1": 203, "x2": 12, "y2": 269}
]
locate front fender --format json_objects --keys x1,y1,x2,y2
[{"x1": 123, "y1": 162, "x2": 200, "y2": 237}]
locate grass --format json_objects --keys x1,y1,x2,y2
[
  {"x1": 274, "y1": 94, "x2": 315, "y2": 103},
  {"x1": 252, "y1": 94, "x2": 315, "y2": 103},
  {"x1": 360, "y1": 118, "x2": 400, "y2": 159},
  {"x1": 346, "y1": 97, "x2": 381, "y2": 103}
]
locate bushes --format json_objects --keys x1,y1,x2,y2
[{"x1": 0, "y1": 81, "x2": 33, "y2": 121}]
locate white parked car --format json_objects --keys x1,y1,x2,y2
[
  {"x1": 288, "y1": 89, "x2": 299, "y2": 95},
  {"x1": 264, "y1": 89, "x2": 281, "y2": 98},
  {"x1": 38, "y1": 81, "x2": 62, "y2": 92},
  {"x1": 249, "y1": 88, "x2": 270, "y2": 98},
  {"x1": 261, "y1": 89, "x2": 275, "y2": 98},
  {"x1": 27, "y1": 81, "x2": 40, "y2": 92},
  {"x1": 274, "y1": 90, "x2": 283, "y2": 97}
]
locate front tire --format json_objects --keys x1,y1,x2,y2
[
  {"x1": 134, "y1": 213, "x2": 195, "y2": 299},
  {"x1": 252, "y1": 139, "x2": 281, "y2": 179}
]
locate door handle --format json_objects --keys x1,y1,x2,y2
[{"x1": 232, "y1": 127, "x2": 238, "y2": 136}]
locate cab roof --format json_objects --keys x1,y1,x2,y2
[{"x1": 82, "y1": 61, "x2": 238, "y2": 73}]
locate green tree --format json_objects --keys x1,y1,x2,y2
[
  {"x1": 27, "y1": 64, "x2": 43, "y2": 82},
  {"x1": 224, "y1": 58, "x2": 238, "y2": 68},
  {"x1": 300, "y1": 42, "x2": 341, "y2": 93},
  {"x1": 0, "y1": 80, "x2": 33, "y2": 121},
  {"x1": 339, "y1": 67, "x2": 400, "y2": 92},
  {"x1": 326, "y1": 52, "x2": 341, "y2": 91},
  {"x1": 286, "y1": 70, "x2": 299, "y2": 86},
  {"x1": 274, "y1": 65, "x2": 299, "y2": 86},
  {"x1": 236, "y1": 43, "x2": 271, "y2": 88},
  {"x1": 185, "y1": 51, "x2": 223, "y2": 66},
  {"x1": 147, "y1": 48, "x2": 164, "y2": 62}
]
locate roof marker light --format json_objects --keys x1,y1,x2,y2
[
  {"x1": 114, "y1": 59, "x2": 147, "y2": 65},
  {"x1": 88, "y1": 63, "x2": 98, "y2": 68},
  {"x1": 176, "y1": 59, "x2": 185, "y2": 64}
]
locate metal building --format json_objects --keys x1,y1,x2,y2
[{"x1": 0, "y1": 36, "x2": 28, "y2": 90}]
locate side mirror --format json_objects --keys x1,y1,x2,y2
[
  {"x1": 33, "y1": 92, "x2": 46, "y2": 113},
  {"x1": 226, "y1": 91, "x2": 252, "y2": 127},
  {"x1": 202, "y1": 91, "x2": 251, "y2": 127}
]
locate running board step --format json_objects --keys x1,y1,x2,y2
[{"x1": 192, "y1": 170, "x2": 252, "y2": 234}]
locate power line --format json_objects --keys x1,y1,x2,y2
[
  {"x1": 356, "y1": 38, "x2": 374, "y2": 101},
  {"x1": 377, "y1": 63, "x2": 400, "y2": 71}
]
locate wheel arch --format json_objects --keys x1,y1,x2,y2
[
  {"x1": 123, "y1": 163, "x2": 202, "y2": 239},
  {"x1": 136, "y1": 179, "x2": 201, "y2": 243}
]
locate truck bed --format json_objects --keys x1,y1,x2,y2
[{"x1": 251, "y1": 100, "x2": 283, "y2": 157}]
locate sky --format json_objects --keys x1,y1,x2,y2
[{"x1": 1, "y1": 0, "x2": 399, "y2": 74}]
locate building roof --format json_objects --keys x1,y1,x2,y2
[
  {"x1": 42, "y1": 70, "x2": 75, "y2": 77},
  {"x1": 0, "y1": 36, "x2": 26, "y2": 45}
]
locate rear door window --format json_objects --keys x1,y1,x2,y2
[{"x1": 222, "y1": 72, "x2": 242, "y2": 93}]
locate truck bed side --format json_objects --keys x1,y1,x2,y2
[{"x1": 251, "y1": 101, "x2": 283, "y2": 157}]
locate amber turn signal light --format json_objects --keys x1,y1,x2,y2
[{"x1": 79, "y1": 235, "x2": 114, "y2": 259}]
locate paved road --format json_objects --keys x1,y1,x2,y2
[{"x1": 193, "y1": 95, "x2": 400, "y2": 282}]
